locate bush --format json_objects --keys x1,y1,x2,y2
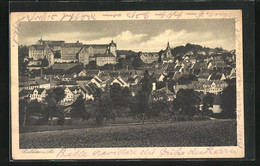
[
  {"x1": 57, "y1": 116, "x2": 65, "y2": 126},
  {"x1": 220, "y1": 85, "x2": 236, "y2": 118},
  {"x1": 35, "y1": 118, "x2": 49, "y2": 126}
]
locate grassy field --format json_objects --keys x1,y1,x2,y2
[
  {"x1": 20, "y1": 117, "x2": 153, "y2": 133},
  {"x1": 20, "y1": 119, "x2": 236, "y2": 148}
]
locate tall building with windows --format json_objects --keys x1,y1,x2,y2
[
  {"x1": 78, "y1": 40, "x2": 117, "y2": 66},
  {"x1": 29, "y1": 39, "x2": 117, "y2": 67},
  {"x1": 29, "y1": 45, "x2": 53, "y2": 60}
]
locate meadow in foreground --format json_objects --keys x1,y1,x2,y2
[{"x1": 20, "y1": 119, "x2": 236, "y2": 148}]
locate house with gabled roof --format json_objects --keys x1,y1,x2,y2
[
  {"x1": 140, "y1": 52, "x2": 159, "y2": 64},
  {"x1": 172, "y1": 72, "x2": 183, "y2": 80},
  {"x1": 173, "y1": 65, "x2": 183, "y2": 73},
  {"x1": 75, "y1": 76, "x2": 93, "y2": 86},
  {"x1": 208, "y1": 72, "x2": 226, "y2": 81},
  {"x1": 85, "y1": 70, "x2": 101, "y2": 77},
  {"x1": 110, "y1": 76, "x2": 129, "y2": 87},
  {"x1": 56, "y1": 81, "x2": 79, "y2": 88},
  {"x1": 19, "y1": 80, "x2": 39, "y2": 92},
  {"x1": 30, "y1": 88, "x2": 47, "y2": 102},
  {"x1": 61, "y1": 73, "x2": 77, "y2": 82},
  {"x1": 35, "y1": 78, "x2": 51, "y2": 89},
  {"x1": 61, "y1": 87, "x2": 76, "y2": 104},
  {"x1": 207, "y1": 61, "x2": 228, "y2": 70},
  {"x1": 91, "y1": 76, "x2": 105, "y2": 88},
  {"x1": 80, "y1": 85, "x2": 95, "y2": 101},
  {"x1": 78, "y1": 69, "x2": 87, "y2": 77},
  {"x1": 127, "y1": 75, "x2": 140, "y2": 86},
  {"x1": 19, "y1": 89, "x2": 33, "y2": 100},
  {"x1": 153, "y1": 86, "x2": 174, "y2": 101},
  {"x1": 197, "y1": 70, "x2": 211, "y2": 81},
  {"x1": 193, "y1": 80, "x2": 228, "y2": 94},
  {"x1": 19, "y1": 88, "x2": 47, "y2": 102}
]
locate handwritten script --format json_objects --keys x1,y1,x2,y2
[{"x1": 11, "y1": 10, "x2": 242, "y2": 47}]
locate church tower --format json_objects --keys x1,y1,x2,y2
[{"x1": 165, "y1": 41, "x2": 172, "y2": 58}]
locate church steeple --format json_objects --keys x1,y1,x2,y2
[
  {"x1": 166, "y1": 41, "x2": 170, "y2": 50},
  {"x1": 165, "y1": 41, "x2": 172, "y2": 59}
]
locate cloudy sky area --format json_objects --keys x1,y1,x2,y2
[{"x1": 19, "y1": 19, "x2": 235, "y2": 52}]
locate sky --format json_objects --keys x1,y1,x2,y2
[{"x1": 19, "y1": 19, "x2": 235, "y2": 52}]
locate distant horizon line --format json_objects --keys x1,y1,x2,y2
[{"x1": 19, "y1": 40, "x2": 235, "y2": 53}]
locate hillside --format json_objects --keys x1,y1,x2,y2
[
  {"x1": 170, "y1": 43, "x2": 230, "y2": 57},
  {"x1": 117, "y1": 50, "x2": 139, "y2": 57}
]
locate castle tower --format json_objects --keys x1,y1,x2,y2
[{"x1": 109, "y1": 40, "x2": 117, "y2": 56}]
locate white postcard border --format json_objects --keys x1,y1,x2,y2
[{"x1": 10, "y1": 10, "x2": 244, "y2": 160}]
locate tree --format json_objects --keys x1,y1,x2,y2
[
  {"x1": 27, "y1": 100, "x2": 44, "y2": 116},
  {"x1": 134, "y1": 70, "x2": 153, "y2": 124},
  {"x1": 66, "y1": 63, "x2": 84, "y2": 74},
  {"x1": 71, "y1": 95, "x2": 90, "y2": 121},
  {"x1": 20, "y1": 99, "x2": 46, "y2": 126},
  {"x1": 149, "y1": 90, "x2": 168, "y2": 118},
  {"x1": 19, "y1": 99, "x2": 29, "y2": 126},
  {"x1": 202, "y1": 93, "x2": 214, "y2": 116},
  {"x1": 41, "y1": 58, "x2": 49, "y2": 67},
  {"x1": 141, "y1": 70, "x2": 152, "y2": 95},
  {"x1": 136, "y1": 91, "x2": 149, "y2": 124},
  {"x1": 220, "y1": 85, "x2": 236, "y2": 118},
  {"x1": 52, "y1": 87, "x2": 66, "y2": 103},
  {"x1": 132, "y1": 56, "x2": 143, "y2": 68},
  {"x1": 172, "y1": 89, "x2": 201, "y2": 116},
  {"x1": 86, "y1": 60, "x2": 97, "y2": 69},
  {"x1": 158, "y1": 49, "x2": 164, "y2": 63},
  {"x1": 177, "y1": 74, "x2": 197, "y2": 85},
  {"x1": 44, "y1": 87, "x2": 66, "y2": 125},
  {"x1": 110, "y1": 83, "x2": 123, "y2": 108},
  {"x1": 102, "y1": 64, "x2": 114, "y2": 70},
  {"x1": 18, "y1": 46, "x2": 29, "y2": 76},
  {"x1": 54, "y1": 51, "x2": 61, "y2": 58},
  {"x1": 118, "y1": 58, "x2": 127, "y2": 70},
  {"x1": 96, "y1": 92, "x2": 115, "y2": 125},
  {"x1": 122, "y1": 87, "x2": 132, "y2": 107}
]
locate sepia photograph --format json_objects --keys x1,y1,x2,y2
[{"x1": 10, "y1": 10, "x2": 244, "y2": 159}]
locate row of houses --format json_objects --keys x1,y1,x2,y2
[{"x1": 19, "y1": 73, "x2": 142, "y2": 104}]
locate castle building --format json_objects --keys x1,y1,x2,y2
[
  {"x1": 94, "y1": 52, "x2": 117, "y2": 66},
  {"x1": 29, "y1": 39, "x2": 117, "y2": 67},
  {"x1": 78, "y1": 40, "x2": 117, "y2": 66},
  {"x1": 29, "y1": 45, "x2": 52, "y2": 60},
  {"x1": 28, "y1": 44, "x2": 54, "y2": 67},
  {"x1": 60, "y1": 41, "x2": 83, "y2": 63}
]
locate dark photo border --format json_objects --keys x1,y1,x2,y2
[{"x1": 4, "y1": 0, "x2": 255, "y2": 163}]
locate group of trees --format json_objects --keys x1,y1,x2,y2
[
  {"x1": 110, "y1": 83, "x2": 132, "y2": 108},
  {"x1": 129, "y1": 70, "x2": 237, "y2": 123},
  {"x1": 18, "y1": 45, "x2": 29, "y2": 76},
  {"x1": 19, "y1": 87, "x2": 66, "y2": 126},
  {"x1": 19, "y1": 72, "x2": 237, "y2": 127}
]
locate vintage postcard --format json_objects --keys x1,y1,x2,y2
[{"x1": 10, "y1": 10, "x2": 244, "y2": 160}]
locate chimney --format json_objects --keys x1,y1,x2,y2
[{"x1": 152, "y1": 82, "x2": 156, "y2": 91}]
